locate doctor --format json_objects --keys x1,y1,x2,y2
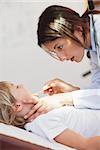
[
  {"x1": 37, "y1": 0, "x2": 100, "y2": 92},
  {"x1": 24, "y1": 1, "x2": 100, "y2": 121}
]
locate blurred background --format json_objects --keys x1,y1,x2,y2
[{"x1": 0, "y1": 0, "x2": 99, "y2": 93}]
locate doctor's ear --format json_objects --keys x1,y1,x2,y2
[
  {"x1": 74, "y1": 26, "x2": 83, "y2": 37},
  {"x1": 12, "y1": 102, "x2": 23, "y2": 112}
]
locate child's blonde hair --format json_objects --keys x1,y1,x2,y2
[{"x1": 0, "y1": 81, "x2": 26, "y2": 128}]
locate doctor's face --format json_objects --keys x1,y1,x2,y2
[{"x1": 42, "y1": 37, "x2": 84, "y2": 62}]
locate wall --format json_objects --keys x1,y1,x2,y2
[{"x1": 0, "y1": 0, "x2": 91, "y2": 93}]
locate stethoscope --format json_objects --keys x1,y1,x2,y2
[
  {"x1": 88, "y1": 0, "x2": 100, "y2": 67},
  {"x1": 82, "y1": 0, "x2": 100, "y2": 77}
]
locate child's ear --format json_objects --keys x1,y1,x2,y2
[{"x1": 12, "y1": 102, "x2": 23, "y2": 112}]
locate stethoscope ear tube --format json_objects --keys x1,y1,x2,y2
[{"x1": 88, "y1": 0, "x2": 94, "y2": 10}]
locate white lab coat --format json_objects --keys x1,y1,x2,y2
[
  {"x1": 89, "y1": 14, "x2": 100, "y2": 88},
  {"x1": 72, "y1": 89, "x2": 100, "y2": 109},
  {"x1": 74, "y1": 14, "x2": 100, "y2": 109}
]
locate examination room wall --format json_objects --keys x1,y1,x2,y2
[{"x1": 0, "y1": 0, "x2": 91, "y2": 93}]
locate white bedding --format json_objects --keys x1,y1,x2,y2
[{"x1": 0, "y1": 123, "x2": 76, "y2": 150}]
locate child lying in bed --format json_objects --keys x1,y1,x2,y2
[{"x1": 0, "y1": 81, "x2": 100, "y2": 150}]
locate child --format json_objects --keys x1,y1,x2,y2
[{"x1": 0, "y1": 81, "x2": 100, "y2": 150}]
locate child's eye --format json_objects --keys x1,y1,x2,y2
[{"x1": 16, "y1": 85, "x2": 19, "y2": 88}]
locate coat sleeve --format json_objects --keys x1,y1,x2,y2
[{"x1": 72, "y1": 89, "x2": 100, "y2": 109}]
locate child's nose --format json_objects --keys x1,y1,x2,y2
[{"x1": 19, "y1": 84, "x2": 24, "y2": 88}]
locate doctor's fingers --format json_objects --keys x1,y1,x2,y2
[
  {"x1": 43, "y1": 78, "x2": 62, "y2": 90},
  {"x1": 44, "y1": 87, "x2": 55, "y2": 95},
  {"x1": 24, "y1": 102, "x2": 43, "y2": 120},
  {"x1": 28, "y1": 111, "x2": 45, "y2": 121},
  {"x1": 33, "y1": 109, "x2": 50, "y2": 120},
  {"x1": 43, "y1": 84, "x2": 60, "y2": 95},
  {"x1": 43, "y1": 80, "x2": 56, "y2": 91},
  {"x1": 23, "y1": 95, "x2": 39, "y2": 105},
  {"x1": 29, "y1": 107, "x2": 53, "y2": 121},
  {"x1": 35, "y1": 104, "x2": 53, "y2": 114}
]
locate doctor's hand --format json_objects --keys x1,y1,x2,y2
[
  {"x1": 43, "y1": 78, "x2": 80, "y2": 95},
  {"x1": 22, "y1": 94, "x2": 39, "y2": 107},
  {"x1": 24, "y1": 96, "x2": 62, "y2": 121}
]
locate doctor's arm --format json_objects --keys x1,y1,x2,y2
[
  {"x1": 24, "y1": 93, "x2": 74, "y2": 121},
  {"x1": 24, "y1": 89, "x2": 100, "y2": 121}
]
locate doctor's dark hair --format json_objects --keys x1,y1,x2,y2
[
  {"x1": 37, "y1": 5, "x2": 99, "y2": 49},
  {"x1": 37, "y1": 5, "x2": 90, "y2": 48},
  {"x1": 0, "y1": 81, "x2": 26, "y2": 128}
]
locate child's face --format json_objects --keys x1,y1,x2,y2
[{"x1": 9, "y1": 83, "x2": 36, "y2": 117}]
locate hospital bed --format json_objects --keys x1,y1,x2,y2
[{"x1": 0, "y1": 123, "x2": 76, "y2": 150}]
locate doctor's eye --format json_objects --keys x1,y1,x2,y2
[{"x1": 57, "y1": 45, "x2": 63, "y2": 50}]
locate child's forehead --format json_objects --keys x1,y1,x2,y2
[
  {"x1": 0, "y1": 81, "x2": 12, "y2": 87},
  {"x1": 5, "y1": 82, "x2": 15, "y2": 89},
  {"x1": 6, "y1": 82, "x2": 13, "y2": 86}
]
